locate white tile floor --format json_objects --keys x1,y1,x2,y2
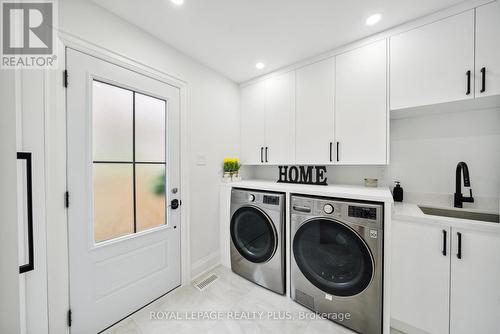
[{"x1": 104, "y1": 266, "x2": 405, "y2": 334}]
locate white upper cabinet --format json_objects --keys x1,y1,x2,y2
[
  {"x1": 265, "y1": 72, "x2": 295, "y2": 164},
  {"x1": 240, "y1": 80, "x2": 266, "y2": 164},
  {"x1": 240, "y1": 72, "x2": 294, "y2": 164},
  {"x1": 390, "y1": 10, "x2": 475, "y2": 110},
  {"x1": 449, "y1": 228, "x2": 500, "y2": 334},
  {"x1": 475, "y1": 1, "x2": 500, "y2": 98},
  {"x1": 335, "y1": 39, "x2": 387, "y2": 165},
  {"x1": 295, "y1": 58, "x2": 335, "y2": 164}
]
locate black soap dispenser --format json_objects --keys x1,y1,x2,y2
[{"x1": 393, "y1": 181, "x2": 403, "y2": 202}]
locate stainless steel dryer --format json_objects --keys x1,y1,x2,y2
[
  {"x1": 230, "y1": 188, "x2": 285, "y2": 295},
  {"x1": 290, "y1": 194, "x2": 384, "y2": 334}
]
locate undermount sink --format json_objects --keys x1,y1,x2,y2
[{"x1": 418, "y1": 206, "x2": 500, "y2": 223}]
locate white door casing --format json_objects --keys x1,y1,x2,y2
[{"x1": 66, "y1": 48, "x2": 181, "y2": 333}]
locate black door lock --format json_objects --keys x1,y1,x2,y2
[{"x1": 170, "y1": 199, "x2": 180, "y2": 210}]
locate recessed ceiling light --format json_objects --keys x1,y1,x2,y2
[
  {"x1": 255, "y1": 62, "x2": 265, "y2": 70},
  {"x1": 366, "y1": 13, "x2": 382, "y2": 26},
  {"x1": 170, "y1": 0, "x2": 184, "y2": 6}
]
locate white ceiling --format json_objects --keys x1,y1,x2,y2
[{"x1": 93, "y1": 0, "x2": 465, "y2": 83}]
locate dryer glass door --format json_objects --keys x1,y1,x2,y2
[
  {"x1": 293, "y1": 218, "x2": 373, "y2": 296},
  {"x1": 231, "y1": 206, "x2": 277, "y2": 263}
]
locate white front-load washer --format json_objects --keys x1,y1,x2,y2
[{"x1": 230, "y1": 188, "x2": 285, "y2": 295}]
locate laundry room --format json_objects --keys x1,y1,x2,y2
[{"x1": 1, "y1": 1, "x2": 499, "y2": 334}]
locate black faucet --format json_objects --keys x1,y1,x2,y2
[{"x1": 454, "y1": 162, "x2": 474, "y2": 208}]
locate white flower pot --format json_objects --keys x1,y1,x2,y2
[{"x1": 223, "y1": 172, "x2": 232, "y2": 183}]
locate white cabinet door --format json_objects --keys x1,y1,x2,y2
[
  {"x1": 295, "y1": 58, "x2": 335, "y2": 164},
  {"x1": 264, "y1": 72, "x2": 295, "y2": 164},
  {"x1": 335, "y1": 39, "x2": 387, "y2": 165},
  {"x1": 240, "y1": 81, "x2": 266, "y2": 164},
  {"x1": 390, "y1": 10, "x2": 475, "y2": 109},
  {"x1": 450, "y1": 228, "x2": 500, "y2": 334},
  {"x1": 391, "y1": 220, "x2": 451, "y2": 334},
  {"x1": 475, "y1": 2, "x2": 500, "y2": 98}
]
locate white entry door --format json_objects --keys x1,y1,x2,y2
[{"x1": 66, "y1": 48, "x2": 181, "y2": 333}]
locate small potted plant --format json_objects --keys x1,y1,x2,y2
[
  {"x1": 223, "y1": 157, "x2": 233, "y2": 182},
  {"x1": 222, "y1": 157, "x2": 241, "y2": 182},
  {"x1": 231, "y1": 158, "x2": 241, "y2": 182}
]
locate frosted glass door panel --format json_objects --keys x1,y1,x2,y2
[
  {"x1": 93, "y1": 164, "x2": 134, "y2": 242},
  {"x1": 135, "y1": 93, "x2": 166, "y2": 162},
  {"x1": 92, "y1": 81, "x2": 133, "y2": 161},
  {"x1": 136, "y1": 164, "x2": 166, "y2": 232}
]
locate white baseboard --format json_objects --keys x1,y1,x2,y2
[
  {"x1": 190, "y1": 251, "x2": 220, "y2": 280},
  {"x1": 391, "y1": 318, "x2": 431, "y2": 334}
]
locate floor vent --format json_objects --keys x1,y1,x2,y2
[{"x1": 194, "y1": 273, "x2": 219, "y2": 291}]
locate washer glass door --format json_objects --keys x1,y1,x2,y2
[
  {"x1": 293, "y1": 218, "x2": 373, "y2": 296},
  {"x1": 231, "y1": 206, "x2": 277, "y2": 263}
]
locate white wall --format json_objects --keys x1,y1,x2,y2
[
  {"x1": 250, "y1": 108, "x2": 500, "y2": 212},
  {"x1": 59, "y1": 0, "x2": 240, "y2": 276}
]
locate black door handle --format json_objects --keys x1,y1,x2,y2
[
  {"x1": 442, "y1": 229, "x2": 447, "y2": 256},
  {"x1": 457, "y1": 232, "x2": 462, "y2": 259},
  {"x1": 18, "y1": 152, "x2": 34, "y2": 274},
  {"x1": 336, "y1": 142, "x2": 340, "y2": 162},
  {"x1": 329, "y1": 142, "x2": 333, "y2": 162},
  {"x1": 170, "y1": 199, "x2": 180, "y2": 210},
  {"x1": 480, "y1": 67, "x2": 486, "y2": 93},
  {"x1": 260, "y1": 147, "x2": 263, "y2": 163},
  {"x1": 466, "y1": 70, "x2": 471, "y2": 95},
  {"x1": 265, "y1": 147, "x2": 268, "y2": 163}
]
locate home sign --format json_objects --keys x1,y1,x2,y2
[{"x1": 277, "y1": 166, "x2": 328, "y2": 186}]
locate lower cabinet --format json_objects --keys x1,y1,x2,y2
[
  {"x1": 391, "y1": 219, "x2": 451, "y2": 334},
  {"x1": 449, "y1": 227, "x2": 500, "y2": 334},
  {"x1": 392, "y1": 219, "x2": 500, "y2": 334}
]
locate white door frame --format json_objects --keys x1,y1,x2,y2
[{"x1": 45, "y1": 31, "x2": 191, "y2": 333}]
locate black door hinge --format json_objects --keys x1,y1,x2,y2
[
  {"x1": 67, "y1": 309, "x2": 72, "y2": 327},
  {"x1": 65, "y1": 191, "x2": 70, "y2": 208},
  {"x1": 63, "y1": 70, "x2": 68, "y2": 88}
]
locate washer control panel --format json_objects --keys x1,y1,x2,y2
[{"x1": 291, "y1": 195, "x2": 383, "y2": 228}]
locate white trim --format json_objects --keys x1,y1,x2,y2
[
  {"x1": 190, "y1": 251, "x2": 221, "y2": 280},
  {"x1": 45, "y1": 31, "x2": 191, "y2": 333},
  {"x1": 240, "y1": 0, "x2": 493, "y2": 87},
  {"x1": 391, "y1": 318, "x2": 430, "y2": 334}
]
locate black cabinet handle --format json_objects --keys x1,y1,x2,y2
[
  {"x1": 457, "y1": 232, "x2": 462, "y2": 259},
  {"x1": 466, "y1": 70, "x2": 471, "y2": 95},
  {"x1": 265, "y1": 147, "x2": 268, "y2": 163},
  {"x1": 329, "y1": 142, "x2": 333, "y2": 162},
  {"x1": 260, "y1": 147, "x2": 263, "y2": 163},
  {"x1": 18, "y1": 152, "x2": 34, "y2": 274},
  {"x1": 336, "y1": 142, "x2": 340, "y2": 162},
  {"x1": 442, "y1": 229, "x2": 447, "y2": 256},
  {"x1": 480, "y1": 67, "x2": 486, "y2": 93}
]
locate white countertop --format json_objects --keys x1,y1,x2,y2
[
  {"x1": 393, "y1": 202, "x2": 500, "y2": 232},
  {"x1": 224, "y1": 179, "x2": 394, "y2": 204}
]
